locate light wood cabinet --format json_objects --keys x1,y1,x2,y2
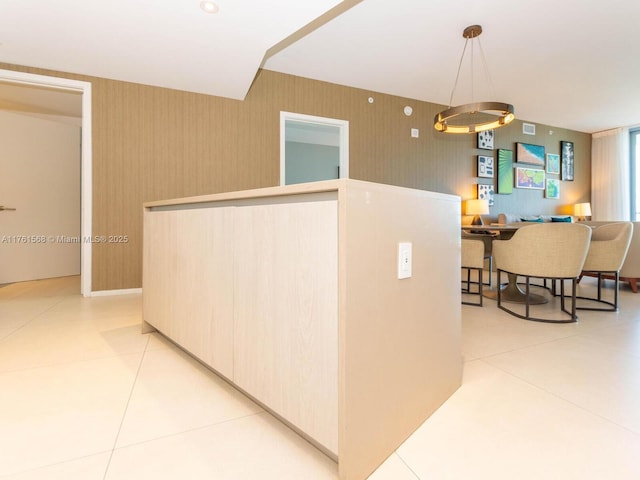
[
  {"x1": 143, "y1": 179, "x2": 462, "y2": 480},
  {"x1": 233, "y1": 197, "x2": 339, "y2": 453},
  {"x1": 143, "y1": 207, "x2": 235, "y2": 378}
]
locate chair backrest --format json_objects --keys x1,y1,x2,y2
[
  {"x1": 620, "y1": 222, "x2": 640, "y2": 277},
  {"x1": 583, "y1": 222, "x2": 633, "y2": 272},
  {"x1": 493, "y1": 223, "x2": 592, "y2": 278},
  {"x1": 461, "y1": 239, "x2": 485, "y2": 269}
]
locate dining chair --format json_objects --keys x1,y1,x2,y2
[
  {"x1": 576, "y1": 222, "x2": 633, "y2": 311},
  {"x1": 461, "y1": 239, "x2": 485, "y2": 306},
  {"x1": 493, "y1": 223, "x2": 592, "y2": 323},
  {"x1": 461, "y1": 231, "x2": 495, "y2": 287}
]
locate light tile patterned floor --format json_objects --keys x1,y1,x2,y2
[{"x1": 1, "y1": 275, "x2": 640, "y2": 479}]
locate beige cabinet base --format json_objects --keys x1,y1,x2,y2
[{"x1": 143, "y1": 179, "x2": 462, "y2": 480}]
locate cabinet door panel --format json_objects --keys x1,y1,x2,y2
[
  {"x1": 233, "y1": 199, "x2": 339, "y2": 454},
  {"x1": 143, "y1": 207, "x2": 234, "y2": 378}
]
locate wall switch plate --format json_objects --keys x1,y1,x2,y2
[
  {"x1": 397, "y1": 242, "x2": 412, "y2": 279},
  {"x1": 411, "y1": 128, "x2": 419, "y2": 138}
]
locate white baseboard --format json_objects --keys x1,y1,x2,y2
[{"x1": 90, "y1": 288, "x2": 142, "y2": 297}]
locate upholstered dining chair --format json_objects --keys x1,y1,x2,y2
[
  {"x1": 493, "y1": 223, "x2": 592, "y2": 323},
  {"x1": 461, "y1": 231, "x2": 495, "y2": 287},
  {"x1": 577, "y1": 222, "x2": 633, "y2": 311},
  {"x1": 461, "y1": 239, "x2": 485, "y2": 306}
]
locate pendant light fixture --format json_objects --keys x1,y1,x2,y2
[{"x1": 434, "y1": 25, "x2": 514, "y2": 134}]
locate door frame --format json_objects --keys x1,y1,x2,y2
[
  {"x1": 280, "y1": 111, "x2": 349, "y2": 186},
  {"x1": 0, "y1": 69, "x2": 92, "y2": 296}
]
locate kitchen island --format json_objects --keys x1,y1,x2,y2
[{"x1": 143, "y1": 179, "x2": 461, "y2": 480}]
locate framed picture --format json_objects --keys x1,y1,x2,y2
[
  {"x1": 478, "y1": 184, "x2": 495, "y2": 206},
  {"x1": 478, "y1": 155, "x2": 494, "y2": 178},
  {"x1": 496, "y1": 149, "x2": 513, "y2": 194},
  {"x1": 561, "y1": 141, "x2": 574, "y2": 181},
  {"x1": 516, "y1": 142, "x2": 545, "y2": 167},
  {"x1": 477, "y1": 130, "x2": 494, "y2": 150},
  {"x1": 545, "y1": 178, "x2": 560, "y2": 199},
  {"x1": 515, "y1": 166, "x2": 545, "y2": 190},
  {"x1": 546, "y1": 153, "x2": 560, "y2": 175}
]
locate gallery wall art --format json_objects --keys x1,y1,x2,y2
[{"x1": 516, "y1": 142, "x2": 545, "y2": 167}]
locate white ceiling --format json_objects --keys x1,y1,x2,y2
[{"x1": 1, "y1": 0, "x2": 639, "y2": 133}]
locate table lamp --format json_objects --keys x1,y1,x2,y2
[
  {"x1": 574, "y1": 202, "x2": 592, "y2": 221},
  {"x1": 466, "y1": 199, "x2": 490, "y2": 226}
]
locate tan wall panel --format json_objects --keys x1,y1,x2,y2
[
  {"x1": 0, "y1": 63, "x2": 592, "y2": 290},
  {"x1": 339, "y1": 181, "x2": 462, "y2": 479}
]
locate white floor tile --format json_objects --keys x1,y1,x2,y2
[
  {"x1": 396, "y1": 360, "x2": 640, "y2": 480},
  {"x1": 0, "y1": 326, "x2": 17, "y2": 341},
  {"x1": 2, "y1": 275, "x2": 640, "y2": 480},
  {"x1": 0, "y1": 354, "x2": 141, "y2": 477},
  {"x1": 578, "y1": 317, "x2": 640, "y2": 357},
  {"x1": 144, "y1": 331, "x2": 176, "y2": 351},
  {"x1": 366, "y1": 453, "x2": 418, "y2": 480},
  {"x1": 461, "y1": 301, "x2": 577, "y2": 360},
  {"x1": 0, "y1": 297, "x2": 64, "y2": 329},
  {"x1": 32, "y1": 294, "x2": 142, "y2": 325},
  {"x1": 485, "y1": 334, "x2": 640, "y2": 434},
  {"x1": 0, "y1": 314, "x2": 148, "y2": 373},
  {"x1": 116, "y1": 346, "x2": 263, "y2": 448},
  {"x1": 0, "y1": 453, "x2": 111, "y2": 480},
  {"x1": 106, "y1": 412, "x2": 338, "y2": 480}
]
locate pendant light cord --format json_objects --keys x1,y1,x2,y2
[
  {"x1": 447, "y1": 29, "x2": 497, "y2": 108},
  {"x1": 448, "y1": 38, "x2": 470, "y2": 108}
]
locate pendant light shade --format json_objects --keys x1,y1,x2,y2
[{"x1": 434, "y1": 25, "x2": 515, "y2": 134}]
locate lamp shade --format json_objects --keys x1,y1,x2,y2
[
  {"x1": 466, "y1": 199, "x2": 490, "y2": 216},
  {"x1": 574, "y1": 202, "x2": 592, "y2": 218}
]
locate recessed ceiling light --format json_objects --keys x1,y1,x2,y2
[{"x1": 200, "y1": 1, "x2": 219, "y2": 13}]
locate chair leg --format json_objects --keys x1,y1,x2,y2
[
  {"x1": 559, "y1": 278, "x2": 578, "y2": 321},
  {"x1": 461, "y1": 266, "x2": 483, "y2": 306},
  {"x1": 575, "y1": 270, "x2": 619, "y2": 311},
  {"x1": 486, "y1": 256, "x2": 493, "y2": 288},
  {"x1": 597, "y1": 273, "x2": 603, "y2": 302},
  {"x1": 525, "y1": 276, "x2": 530, "y2": 319},
  {"x1": 497, "y1": 272, "x2": 578, "y2": 323},
  {"x1": 571, "y1": 278, "x2": 577, "y2": 320}
]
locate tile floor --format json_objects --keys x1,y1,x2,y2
[{"x1": 1, "y1": 275, "x2": 640, "y2": 479}]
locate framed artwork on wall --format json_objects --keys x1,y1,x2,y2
[
  {"x1": 496, "y1": 149, "x2": 513, "y2": 194},
  {"x1": 477, "y1": 130, "x2": 494, "y2": 150},
  {"x1": 516, "y1": 142, "x2": 545, "y2": 167},
  {"x1": 478, "y1": 184, "x2": 495, "y2": 206},
  {"x1": 515, "y1": 166, "x2": 545, "y2": 190},
  {"x1": 545, "y1": 178, "x2": 560, "y2": 199},
  {"x1": 561, "y1": 141, "x2": 574, "y2": 181},
  {"x1": 546, "y1": 153, "x2": 560, "y2": 174},
  {"x1": 478, "y1": 155, "x2": 494, "y2": 178}
]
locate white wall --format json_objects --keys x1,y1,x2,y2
[{"x1": 0, "y1": 110, "x2": 81, "y2": 284}]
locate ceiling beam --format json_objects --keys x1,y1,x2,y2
[{"x1": 261, "y1": 0, "x2": 365, "y2": 64}]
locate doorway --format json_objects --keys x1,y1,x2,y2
[
  {"x1": 0, "y1": 69, "x2": 92, "y2": 296},
  {"x1": 280, "y1": 112, "x2": 349, "y2": 185},
  {"x1": 631, "y1": 128, "x2": 640, "y2": 221}
]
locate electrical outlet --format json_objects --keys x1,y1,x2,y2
[{"x1": 397, "y1": 242, "x2": 412, "y2": 279}]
